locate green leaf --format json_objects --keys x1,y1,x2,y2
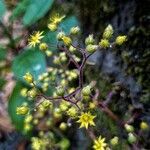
[
  {"x1": 8, "y1": 82, "x2": 29, "y2": 131},
  {"x1": 12, "y1": 48, "x2": 46, "y2": 82},
  {"x1": 23, "y1": 0, "x2": 54, "y2": 26},
  {"x1": 60, "y1": 16, "x2": 79, "y2": 34},
  {"x1": 11, "y1": 0, "x2": 30, "y2": 20},
  {"x1": 0, "y1": 0, "x2": 6, "y2": 19}
]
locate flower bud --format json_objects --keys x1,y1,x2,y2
[
  {"x1": 56, "y1": 86, "x2": 65, "y2": 96},
  {"x1": 70, "y1": 26, "x2": 80, "y2": 35},
  {"x1": 82, "y1": 85, "x2": 91, "y2": 96},
  {"x1": 103, "y1": 24, "x2": 113, "y2": 39},
  {"x1": 115, "y1": 35, "x2": 127, "y2": 45},
  {"x1": 67, "y1": 107, "x2": 77, "y2": 118},
  {"x1": 99, "y1": 39, "x2": 109, "y2": 48},
  {"x1": 39, "y1": 43, "x2": 48, "y2": 51},
  {"x1": 48, "y1": 23, "x2": 57, "y2": 31},
  {"x1": 86, "y1": 44, "x2": 98, "y2": 53},
  {"x1": 45, "y1": 50, "x2": 52, "y2": 57},
  {"x1": 16, "y1": 106, "x2": 29, "y2": 115},
  {"x1": 89, "y1": 102, "x2": 96, "y2": 109},
  {"x1": 42, "y1": 100, "x2": 51, "y2": 108},
  {"x1": 110, "y1": 136, "x2": 119, "y2": 146},
  {"x1": 59, "y1": 122, "x2": 67, "y2": 131},
  {"x1": 23, "y1": 72, "x2": 33, "y2": 83},
  {"x1": 62, "y1": 36, "x2": 72, "y2": 46},
  {"x1": 25, "y1": 115, "x2": 33, "y2": 123},
  {"x1": 24, "y1": 124, "x2": 32, "y2": 132},
  {"x1": 20, "y1": 88, "x2": 28, "y2": 97},
  {"x1": 85, "y1": 34, "x2": 95, "y2": 45},
  {"x1": 124, "y1": 124, "x2": 134, "y2": 132},
  {"x1": 53, "y1": 56, "x2": 61, "y2": 65},
  {"x1": 140, "y1": 121, "x2": 149, "y2": 130},
  {"x1": 57, "y1": 31, "x2": 65, "y2": 40},
  {"x1": 28, "y1": 88, "x2": 37, "y2": 98},
  {"x1": 128, "y1": 133, "x2": 137, "y2": 144},
  {"x1": 69, "y1": 45, "x2": 76, "y2": 52}
]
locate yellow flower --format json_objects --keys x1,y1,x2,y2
[
  {"x1": 62, "y1": 36, "x2": 72, "y2": 46},
  {"x1": 31, "y1": 137, "x2": 42, "y2": 150},
  {"x1": 115, "y1": 35, "x2": 127, "y2": 45},
  {"x1": 50, "y1": 13, "x2": 65, "y2": 25},
  {"x1": 23, "y1": 72, "x2": 33, "y2": 83},
  {"x1": 39, "y1": 43, "x2": 48, "y2": 51},
  {"x1": 99, "y1": 39, "x2": 110, "y2": 48},
  {"x1": 28, "y1": 31, "x2": 44, "y2": 47},
  {"x1": 48, "y1": 23, "x2": 57, "y2": 31},
  {"x1": 93, "y1": 136, "x2": 107, "y2": 150},
  {"x1": 140, "y1": 121, "x2": 149, "y2": 130},
  {"x1": 77, "y1": 112, "x2": 96, "y2": 129},
  {"x1": 103, "y1": 24, "x2": 113, "y2": 39},
  {"x1": 16, "y1": 106, "x2": 29, "y2": 115}
]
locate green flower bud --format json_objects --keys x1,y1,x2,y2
[
  {"x1": 25, "y1": 115, "x2": 33, "y2": 123},
  {"x1": 99, "y1": 39, "x2": 110, "y2": 48},
  {"x1": 70, "y1": 26, "x2": 80, "y2": 35},
  {"x1": 115, "y1": 35, "x2": 127, "y2": 45},
  {"x1": 59, "y1": 122, "x2": 67, "y2": 131},
  {"x1": 23, "y1": 72, "x2": 33, "y2": 83},
  {"x1": 110, "y1": 136, "x2": 119, "y2": 146},
  {"x1": 85, "y1": 34, "x2": 95, "y2": 45},
  {"x1": 56, "y1": 86, "x2": 65, "y2": 96},
  {"x1": 124, "y1": 124, "x2": 134, "y2": 132},
  {"x1": 86, "y1": 44, "x2": 98, "y2": 53},
  {"x1": 60, "y1": 55, "x2": 67, "y2": 63},
  {"x1": 103, "y1": 24, "x2": 113, "y2": 39},
  {"x1": 58, "y1": 138, "x2": 70, "y2": 150},
  {"x1": 45, "y1": 50, "x2": 52, "y2": 57},
  {"x1": 128, "y1": 133, "x2": 137, "y2": 144},
  {"x1": 53, "y1": 56, "x2": 61, "y2": 65},
  {"x1": 57, "y1": 31, "x2": 65, "y2": 40},
  {"x1": 39, "y1": 43, "x2": 48, "y2": 51},
  {"x1": 67, "y1": 107, "x2": 77, "y2": 118},
  {"x1": 24, "y1": 124, "x2": 32, "y2": 132},
  {"x1": 33, "y1": 119, "x2": 39, "y2": 125},
  {"x1": 42, "y1": 100, "x2": 51, "y2": 108},
  {"x1": 20, "y1": 88, "x2": 28, "y2": 97},
  {"x1": 140, "y1": 121, "x2": 149, "y2": 130},
  {"x1": 69, "y1": 45, "x2": 76, "y2": 52},
  {"x1": 16, "y1": 106, "x2": 29, "y2": 115},
  {"x1": 82, "y1": 85, "x2": 91, "y2": 96},
  {"x1": 28, "y1": 88, "x2": 37, "y2": 98}
]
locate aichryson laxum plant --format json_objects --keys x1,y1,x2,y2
[{"x1": 16, "y1": 13, "x2": 149, "y2": 150}]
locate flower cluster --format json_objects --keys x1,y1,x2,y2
[{"x1": 16, "y1": 12, "x2": 149, "y2": 149}]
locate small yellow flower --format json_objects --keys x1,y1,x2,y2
[
  {"x1": 39, "y1": 43, "x2": 48, "y2": 51},
  {"x1": 23, "y1": 72, "x2": 33, "y2": 83},
  {"x1": 28, "y1": 31, "x2": 44, "y2": 47},
  {"x1": 93, "y1": 136, "x2": 107, "y2": 150},
  {"x1": 99, "y1": 39, "x2": 110, "y2": 48},
  {"x1": 77, "y1": 112, "x2": 96, "y2": 129},
  {"x1": 103, "y1": 24, "x2": 113, "y2": 39},
  {"x1": 67, "y1": 107, "x2": 77, "y2": 118},
  {"x1": 50, "y1": 13, "x2": 65, "y2": 25},
  {"x1": 48, "y1": 23, "x2": 57, "y2": 31},
  {"x1": 31, "y1": 137, "x2": 42, "y2": 150},
  {"x1": 140, "y1": 121, "x2": 149, "y2": 130},
  {"x1": 62, "y1": 36, "x2": 72, "y2": 46},
  {"x1": 16, "y1": 106, "x2": 29, "y2": 115},
  {"x1": 115, "y1": 35, "x2": 127, "y2": 45}
]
